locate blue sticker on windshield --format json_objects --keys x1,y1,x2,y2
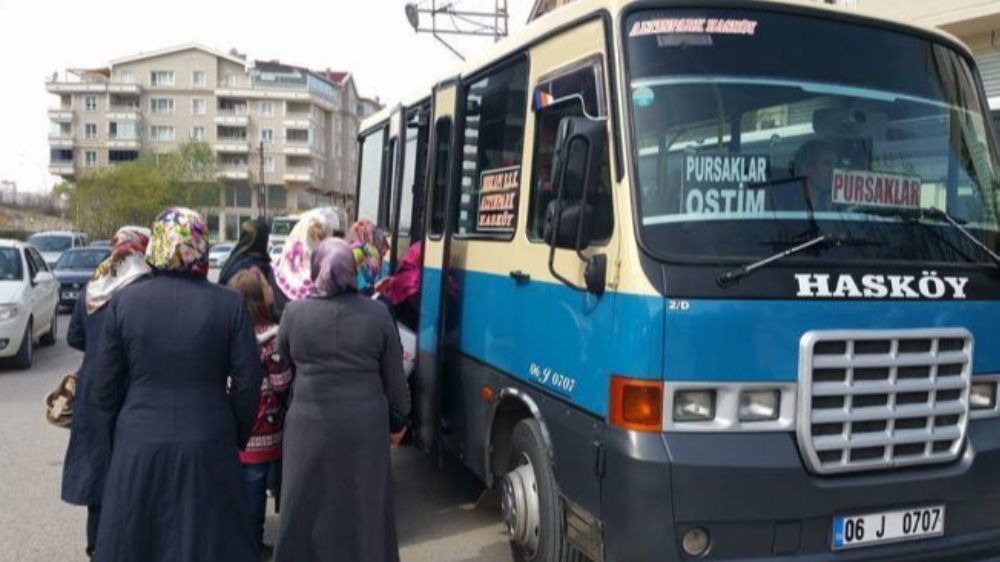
[{"x1": 633, "y1": 87, "x2": 655, "y2": 108}]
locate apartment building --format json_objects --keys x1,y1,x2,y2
[{"x1": 46, "y1": 43, "x2": 381, "y2": 240}]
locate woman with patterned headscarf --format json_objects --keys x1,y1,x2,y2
[
  {"x1": 273, "y1": 207, "x2": 340, "y2": 302},
  {"x1": 346, "y1": 219, "x2": 390, "y2": 295},
  {"x1": 274, "y1": 238, "x2": 410, "y2": 562},
  {"x1": 89, "y1": 208, "x2": 263, "y2": 562},
  {"x1": 62, "y1": 227, "x2": 150, "y2": 559}
]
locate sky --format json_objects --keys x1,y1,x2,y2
[{"x1": 0, "y1": 0, "x2": 529, "y2": 193}]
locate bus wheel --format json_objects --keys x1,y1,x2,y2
[{"x1": 502, "y1": 418, "x2": 584, "y2": 562}]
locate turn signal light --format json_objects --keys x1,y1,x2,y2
[{"x1": 610, "y1": 375, "x2": 663, "y2": 433}]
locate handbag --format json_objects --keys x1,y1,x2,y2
[{"x1": 45, "y1": 373, "x2": 77, "y2": 429}]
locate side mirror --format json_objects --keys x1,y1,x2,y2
[
  {"x1": 34, "y1": 271, "x2": 54, "y2": 285},
  {"x1": 544, "y1": 116, "x2": 608, "y2": 296}
]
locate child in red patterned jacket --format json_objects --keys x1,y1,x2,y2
[{"x1": 228, "y1": 268, "x2": 293, "y2": 557}]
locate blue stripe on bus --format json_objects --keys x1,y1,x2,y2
[{"x1": 418, "y1": 267, "x2": 1000, "y2": 417}]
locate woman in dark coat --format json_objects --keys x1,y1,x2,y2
[
  {"x1": 274, "y1": 238, "x2": 411, "y2": 562},
  {"x1": 218, "y1": 217, "x2": 287, "y2": 319},
  {"x1": 62, "y1": 227, "x2": 151, "y2": 558},
  {"x1": 89, "y1": 207, "x2": 263, "y2": 562}
]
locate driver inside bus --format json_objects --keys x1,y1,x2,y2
[{"x1": 792, "y1": 140, "x2": 839, "y2": 212}]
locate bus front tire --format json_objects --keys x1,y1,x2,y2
[{"x1": 503, "y1": 418, "x2": 586, "y2": 562}]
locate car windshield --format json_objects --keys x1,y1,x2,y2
[
  {"x1": 28, "y1": 235, "x2": 73, "y2": 253},
  {"x1": 271, "y1": 219, "x2": 296, "y2": 236},
  {"x1": 626, "y1": 9, "x2": 1000, "y2": 265},
  {"x1": 0, "y1": 248, "x2": 23, "y2": 281},
  {"x1": 56, "y1": 249, "x2": 108, "y2": 270}
]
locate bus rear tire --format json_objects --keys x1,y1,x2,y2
[{"x1": 503, "y1": 418, "x2": 587, "y2": 562}]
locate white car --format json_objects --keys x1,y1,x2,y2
[
  {"x1": 27, "y1": 231, "x2": 88, "y2": 270},
  {"x1": 0, "y1": 241, "x2": 59, "y2": 369},
  {"x1": 208, "y1": 243, "x2": 234, "y2": 268},
  {"x1": 269, "y1": 244, "x2": 283, "y2": 264}
]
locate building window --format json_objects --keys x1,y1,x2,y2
[
  {"x1": 286, "y1": 129, "x2": 309, "y2": 143},
  {"x1": 84, "y1": 123, "x2": 98, "y2": 139},
  {"x1": 267, "y1": 185, "x2": 287, "y2": 210},
  {"x1": 149, "y1": 126, "x2": 175, "y2": 141},
  {"x1": 84, "y1": 96, "x2": 97, "y2": 112},
  {"x1": 108, "y1": 121, "x2": 136, "y2": 140},
  {"x1": 109, "y1": 150, "x2": 139, "y2": 163},
  {"x1": 261, "y1": 128, "x2": 274, "y2": 145},
  {"x1": 225, "y1": 185, "x2": 252, "y2": 208},
  {"x1": 150, "y1": 71, "x2": 175, "y2": 86},
  {"x1": 150, "y1": 98, "x2": 174, "y2": 115},
  {"x1": 117, "y1": 70, "x2": 135, "y2": 84},
  {"x1": 192, "y1": 71, "x2": 206, "y2": 87},
  {"x1": 191, "y1": 127, "x2": 206, "y2": 141},
  {"x1": 259, "y1": 101, "x2": 275, "y2": 117},
  {"x1": 225, "y1": 73, "x2": 239, "y2": 87},
  {"x1": 84, "y1": 151, "x2": 97, "y2": 167},
  {"x1": 264, "y1": 156, "x2": 275, "y2": 172},
  {"x1": 192, "y1": 98, "x2": 206, "y2": 116}
]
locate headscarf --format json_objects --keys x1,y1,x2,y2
[
  {"x1": 385, "y1": 241, "x2": 423, "y2": 306},
  {"x1": 218, "y1": 218, "x2": 270, "y2": 286},
  {"x1": 85, "y1": 226, "x2": 151, "y2": 314},
  {"x1": 146, "y1": 207, "x2": 210, "y2": 277},
  {"x1": 274, "y1": 207, "x2": 339, "y2": 301},
  {"x1": 310, "y1": 238, "x2": 357, "y2": 298},
  {"x1": 346, "y1": 219, "x2": 389, "y2": 293}
]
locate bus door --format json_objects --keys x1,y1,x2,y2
[
  {"x1": 355, "y1": 123, "x2": 388, "y2": 225},
  {"x1": 414, "y1": 82, "x2": 458, "y2": 454},
  {"x1": 389, "y1": 101, "x2": 431, "y2": 270}
]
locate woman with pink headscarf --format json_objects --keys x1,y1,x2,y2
[{"x1": 274, "y1": 238, "x2": 410, "y2": 562}]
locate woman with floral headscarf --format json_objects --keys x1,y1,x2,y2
[
  {"x1": 273, "y1": 207, "x2": 340, "y2": 303},
  {"x1": 62, "y1": 227, "x2": 150, "y2": 558},
  {"x1": 89, "y1": 208, "x2": 263, "y2": 562},
  {"x1": 347, "y1": 219, "x2": 389, "y2": 295},
  {"x1": 274, "y1": 238, "x2": 410, "y2": 562}
]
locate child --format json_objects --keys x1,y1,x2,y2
[{"x1": 228, "y1": 267, "x2": 293, "y2": 559}]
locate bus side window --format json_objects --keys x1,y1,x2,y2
[
  {"x1": 455, "y1": 59, "x2": 529, "y2": 237},
  {"x1": 400, "y1": 107, "x2": 430, "y2": 241},
  {"x1": 357, "y1": 127, "x2": 386, "y2": 223},
  {"x1": 428, "y1": 118, "x2": 453, "y2": 237},
  {"x1": 528, "y1": 58, "x2": 613, "y2": 243}
]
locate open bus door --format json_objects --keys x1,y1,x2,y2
[{"x1": 414, "y1": 81, "x2": 458, "y2": 457}]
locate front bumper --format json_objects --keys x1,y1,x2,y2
[
  {"x1": 600, "y1": 418, "x2": 1000, "y2": 561},
  {"x1": 0, "y1": 315, "x2": 28, "y2": 358}
]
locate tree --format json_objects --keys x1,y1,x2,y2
[{"x1": 63, "y1": 141, "x2": 222, "y2": 239}]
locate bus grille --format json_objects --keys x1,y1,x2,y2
[{"x1": 797, "y1": 329, "x2": 972, "y2": 475}]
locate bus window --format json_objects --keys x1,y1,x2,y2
[
  {"x1": 429, "y1": 118, "x2": 453, "y2": 237},
  {"x1": 357, "y1": 127, "x2": 385, "y2": 223},
  {"x1": 400, "y1": 108, "x2": 429, "y2": 239},
  {"x1": 528, "y1": 59, "x2": 613, "y2": 242},
  {"x1": 382, "y1": 137, "x2": 398, "y2": 229},
  {"x1": 456, "y1": 59, "x2": 529, "y2": 237}
]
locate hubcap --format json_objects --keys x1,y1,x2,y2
[{"x1": 501, "y1": 453, "x2": 541, "y2": 556}]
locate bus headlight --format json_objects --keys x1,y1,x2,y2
[
  {"x1": 970, "y1": 381, "x2": 997, "y2": 410},
  {"x1": 674, "y1": 390, "x2": 716, "y2": 422},
  {"x1": 738, "y1": 389, "x2": 781, "y2": 422}
]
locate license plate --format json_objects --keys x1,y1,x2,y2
[
  {"x1": 833, "y1": 505, "x2": 944, "y2": 550},
  {"x1": 62, "y1": 291, "x2": 78, "y2": 300}
]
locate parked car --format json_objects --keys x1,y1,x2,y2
[
  {"x1": 53, "y1": 247, "x2": 110, "y2": 309},
  {"x1": 27, "y1": 231, "x2": 88, "y2": 269},
  {"x1": 208, "y1": 243, "x2": 234, "y2": 268},
  {"x1": 89, "y1": 240, "x2": 111, "y2": 248},
  {"x1": 269, "y1": 244, "x2": 283, "y2": 263},
  {"x1": 0, "y1": 240, "x2": 59, "y2": 369}
]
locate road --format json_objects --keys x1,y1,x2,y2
[{"x1": 0, "y1": 312, "x2": 512, "y2": 562}]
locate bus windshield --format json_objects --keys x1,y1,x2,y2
[{"x1": 625, "y1": 9, "x2": 1000, "y2": 265}]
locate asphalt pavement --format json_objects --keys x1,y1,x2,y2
[{"x1": 0, "y1": 312, "x2": 512, "y2": 562}]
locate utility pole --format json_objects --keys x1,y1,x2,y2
[{"x1": 257, "y1": 140, "x2": 267, "y2": 219}]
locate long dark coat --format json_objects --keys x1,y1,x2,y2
[
  {"x1": 274, "y1": 293, "x2": 410, "y2": 562},
  {"x1": 89, "y1": 274, "x2": 263, "y2": 562},
  {"x1": 62, "y1": 284, "x2": 130, "y2": 507}
]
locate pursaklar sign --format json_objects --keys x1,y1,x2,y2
[{"x1": 477, "y1": 166, "x2": 520, "y2": 232}]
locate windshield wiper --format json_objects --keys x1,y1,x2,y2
[
  {"x1": 718, "y1": 233, "x2": 831, "y2": 287},
  {"x1": 849, "y1": 206, "x2": 1000, "y2": 269}
]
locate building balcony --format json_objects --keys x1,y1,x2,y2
[
  {"x1": 48, "y1": 109, "x2": 73, "y2": 121},
  {"x1": 215, "y1": 141, "x2": 250, "y2": 153},
  {"x1": 284, "y1": 167, "x2": 315, "y2": 182},
  {"x1": 107, "y1": 138, "x2": 140, "y2": 149},
  {"x1": 49, "y1": 161, "x2": 75, "y2": 176},
  {"x1": 48, "y1": 134, "x2": 73, "y2": 148},
  {"x1": 46, "y1": 80, "x2": 141, "y2": 95},
  {"x1": 219, "y1": 166, "x2": 250, "y2": 180},
  {"x1": 283, "y1": 114, "x2": 313, "y2": 128},
  {"x1": 107, "y1": 108, "x2": 141, "y2": 121},
  {"x1": 215, "y1": 112, "x2": 249, "y2": 126}
]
